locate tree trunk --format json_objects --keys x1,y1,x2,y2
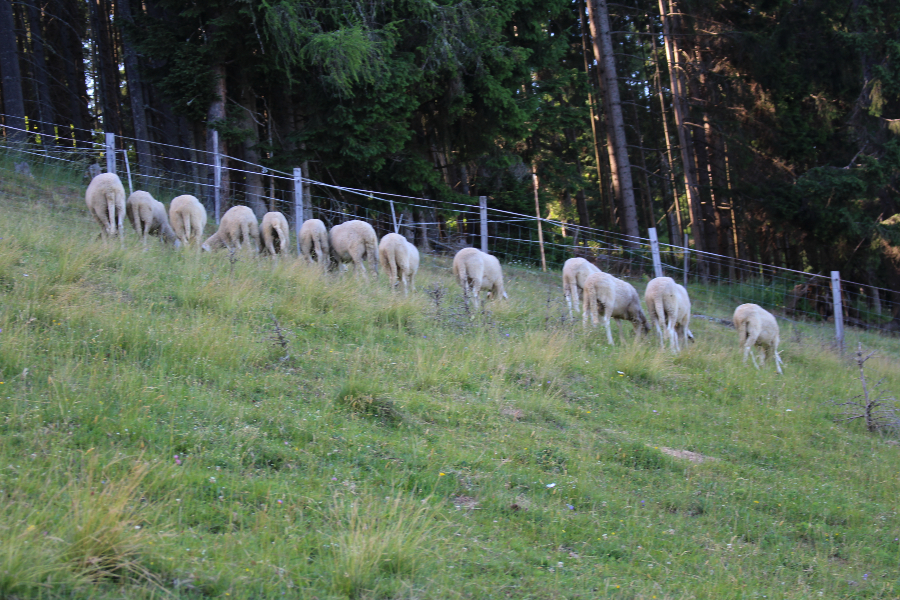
[
  {"x1": 206, "y1": 61, "x2": 228, "y2": 214},
  {"x1": 564, "y1": 126, "x2": 592, "y2": 229},
  {"x1": 25, "y1": 0, "x2": 55, "y2": 141},
  {"x1": 0, "y1": 0, "x2": 26, "y2": 143},
  {"x1": 239, "y1": 77, "x2": 266, "y2": 218},
  {"x1": 88, "y1": 0, "x2": 120, "y2": 135},
  {"x1": 118, "y1": 0, "x2": 152, "y2": 178},
  {"x1": 650, "y1": 25, "x2": 682, "y2": 246},
  {"x1": 659, "y1": 0, "x2": 704, "y2": 253},
  {"x1": 586, "y1": 0, "x2": 640, "y2": 243}
]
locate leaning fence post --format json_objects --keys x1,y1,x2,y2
[
  {"x1": 683, "y1": 238, "x2": 689, "y2": 287},
  {"x1": 213, "y1": 130, "x2": 221, "y2": 225},
  {"x1": 648, "y1": 227, "x2": 663, "y2": 278},
  {"x1": 831, "y1": 270, "x2": 845, "y2": 354},
  {"x1": 121, "y1": 149, "x2": 133, "y2": 196},
  {"x1": 479, "y1": 195, "x2": 488, "y2": 253},
  {"x1": 105, "y1": 132, "x2": 116, "y2": 174},
  {"x1": 294, "y1": 168, "x2": 304, "y2": 255},
  {"x1": 532, "y1": 171, "x2": 547, "y2": 272}
]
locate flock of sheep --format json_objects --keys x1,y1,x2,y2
[{"x1": 85, "y1": 172, "x2": 784, "y2": 373}]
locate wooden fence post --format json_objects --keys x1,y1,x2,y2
[
  {"x1": 122, "y1": 149, "x2": 133, "y2": 196},
  {"x1": 294, "y1": 168, "x2": 304, "y2": 255},
  {"x1": 105, "y1": 132, "x2": 116, "y2": 174},
  {"x1": 648, "y1": 227, "x2": 663, "y2": 278},
  {"x1": 831, "y1": 270, "x2": 844, "y2": 353},
  {"x1": 479, "y1": 196, "x2": 488, "y2": 253},
  {"x1": 213, "y1": 130, "x2": 221, "y2": 225},
  {"x1": 533, "y1": 171, "x2": 547, "y2": 271}
]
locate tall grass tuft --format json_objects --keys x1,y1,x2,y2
[{"x1": 323, "y1": 493, "x2": 442, "y2": 598}]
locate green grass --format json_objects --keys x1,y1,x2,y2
[{"x1": 2, "y1": 167, "x2": 900, "y2": 598}]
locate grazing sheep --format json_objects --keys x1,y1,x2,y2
[
  {"x1": 329, "y1": 220, "x2": 378, "y2": 277},
  {"x1": 299, "y1": 218, "x2": 330, "y2": 267},
  {"x1": 452, "y1": 247, "x2": 507, "y2": 310},
  {"x1": 378, "y1": 233, "x2": 419, "y2": 295},
  {"x1": 260, "y1": 211, "x2": 290, "y2": 256},
  {"x1": 126, "y1": 191, "x2": 178, "y2": 246},
  {"x1": 85, "y1": 172, "x2": 126, "y2": 240},
  {"x1": 562, "y1": 257, "x2": 601, "y2": 317},
  {"x1": 169, "y1": 195, "x2": 207, "y2": 247},
  {"x1": 582, "y1": 271, "x2": 650, "y2": 345},
  {"x1": 733, "y1": 303, "x2": 784, "y2": 374},
  {"x1": 644, "y1": 276, "x2": 694, "y2": 352},
  {"x1": 201, "y1": 205, "x2": 260, "y2": 253}
]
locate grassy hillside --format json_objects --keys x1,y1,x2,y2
[{"x1": 1, "y1": 169, "x2": 899, "y2": 599}]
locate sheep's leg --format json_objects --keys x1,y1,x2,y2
[
  {"x1": 774, "y1": 348, "x2": 784, "y2": 375},
  {"x1": 565, "y1": 285, "x2": 573, "y2": 318},
  {"x1": 603, "y1": 313, "x2": 614, "y2": 345}
]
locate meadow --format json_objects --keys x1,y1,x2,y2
[{"x1": 1, "y1": 168, "x2": 899, "y2": 599}]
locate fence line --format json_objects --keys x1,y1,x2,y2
[{"x1": 1, "y1": 120, "x2": 897, "y2": 343}]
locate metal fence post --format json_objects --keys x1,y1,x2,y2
[
  {"x1": 105, "y1": 132, "x2": 116, "y2": 174},
  {"x1": 479, "y1": 195, "x2": 488, "y2": 253},
  {"x1": 213, "y1": 130, "x2": 221, "y2": 224},
  {"x1": 831, "y1": 270, "x2": 844, "y2": 353},
  {"x1": 648, "y1": 227, "x2": 663, "y2": 278},
  {"x1": 294, "y1": 168, "x2": 304, "y2": 255}
]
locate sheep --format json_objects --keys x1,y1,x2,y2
[
  {"x1": 733, "y1": 303, "x2": 784, "y2": 374},
  {"x1": 378, "y1": 233, "x2": 419, "y2": 295},
  {"x1": 452, "y1": 247, "x2": 507, "y2": 310},
  {"x1": 644, "y1": 276, "x2": 694, "y2": 352},
  {"x1": 85, "y1": 172, "x2": 126, "y2": 240},
  {"x1": 582, "y1": 271, "x2": 650, "y2": 345},
  {"x1": 260, "y1": 211, "x2": 290, "y2": 256},
  {"x1": 126, "y1": 191, "x2": 178, "y2": 246},
  {"x1": 201, "y1": 205, "x2": 260, "y2": 253},
  {"x1": 329, "y1": 220, "x2": 378, "y2": 277},
  {"x1": 299, "y1": 218, "x2": 330, "y2": 267},
  {"x1": 562, "y1": 257, "x2": 601, "y2": 317},
  {"x1": 169, "y1": 195, "x2": 207, "y2": 247}
]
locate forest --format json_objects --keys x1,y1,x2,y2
[{"x1": 2, "y1": 0, "x2": 900, "y2": 291}]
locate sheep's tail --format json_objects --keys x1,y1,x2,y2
[
  {"x1": 456, "y1": 261, "x2": 468, "y2": 296},
  {"x1": 275, "y1": 221, "x2": 288, "y2": 253},
  {"x1": 106, "y1": 190, "x2": 119, "y2": 236},
  {"x1": 240, "y1": 220, "x2": 252, "y2": 250}
]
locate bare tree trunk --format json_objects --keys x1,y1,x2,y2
[
  {"x1": 239, "y1": 77, "x2": 266, "y2": 218},
  {"x1": 626, "y1": 84, "x2": 654, "y2": 231},
  {"x1": 650, "y1": 29, "x2": 682, "y2": 246},
  {"x1": 25, "y1": 0, "x2": 55, "y2": 141},
  {"x1": 118, "y1": 0, "x2": 152, "y2": 177},
  {"x1": 0, "y1": 0, "x2": 26, "y2": 143},
  {"x1": 586, "y1": 0, "x2": 640, "y2": 243},
  {"x1": 659, "y1": 0, "x2": 704, "y2": 253},
  {"x1": 206, "y1": 62, "x2": 228, "y2": 213},
  {"x1": 89, "y1": 0, "x2": 120, "y2": 136}
]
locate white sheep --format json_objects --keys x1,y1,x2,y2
[
  {"x1": 733, "y1": 303, "x2": 784, "y2": 374},
  {"x1": 378, "y1": 233, "x2": 419, "y2": 295},
  {"x1": 260, "y1": 211, "x2": 290, "y2": 256},
  {"x1": 452, "y1": 247, "x2": 507, "y2": 309},
  {"x1": 169, "y1": 195, "x2": 207, "y2": 247},
  {"x1": 126, "y1": 191, "x2": 178, "y2": 245},
  {"x1": 85, "y1": 172, "x2": 126, "y2": 239},
  {"x1": 562, "y1": 257, "x2": 601, "y2": 317},
  {"x1": 644, "y1": 276, "x2": 694, "y2": 352},
  {"x1": 329, "y1": 220, "x2": 378, "y2": 277},
  {"x1": 582, "y1": 271, "x2": 650, "y2": 345},
  {"x1": 299, "y1": 218, "x2": 330, "y2": 267},
  {"x1": 201, "y1": 205, "x2": 260, "y2": 253}
]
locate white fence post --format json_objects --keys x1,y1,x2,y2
[
  {"x1": 105, "y1": 132, "x2": 115, "y2": 174},
  {"x1": 389, "y1": 199, "x2": 398, "y2": 233},
  {"x1": 479, "y1": 195, "x2": 488, "y2": 253},
  {"x1": 683, "y1": 239, "x2": 689, "y2": 287},
  {"x1": 648, "y1": 227, "x2": 663, "y2": 278},
  {"x1": 121, "y1": 149, "x2": 133, "y2": 196},
  {"x1": 831, "y1": 270, "x2": 844, "y2": 353},
  {"x1": 213, "y1": 130, "x2": 221, "y2": 225},
  {"x1": 294, "y1": 168, "x2": 304, "y2": 255}
]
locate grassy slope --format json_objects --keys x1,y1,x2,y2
[{"x1": 1, "y1": 170, "x2": 899, "y2": 599}]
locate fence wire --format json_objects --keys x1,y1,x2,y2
[{"x1": 2, "y1": 118, "x2": 898, "y2": 341}]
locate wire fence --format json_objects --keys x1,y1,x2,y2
[{"x1": 2, "y1": 116, "x2": 898, "y2": 344}]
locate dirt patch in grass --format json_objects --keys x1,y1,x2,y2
[{"x1": 658, "y1": 447, "x2": 717, "y2": 463}]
